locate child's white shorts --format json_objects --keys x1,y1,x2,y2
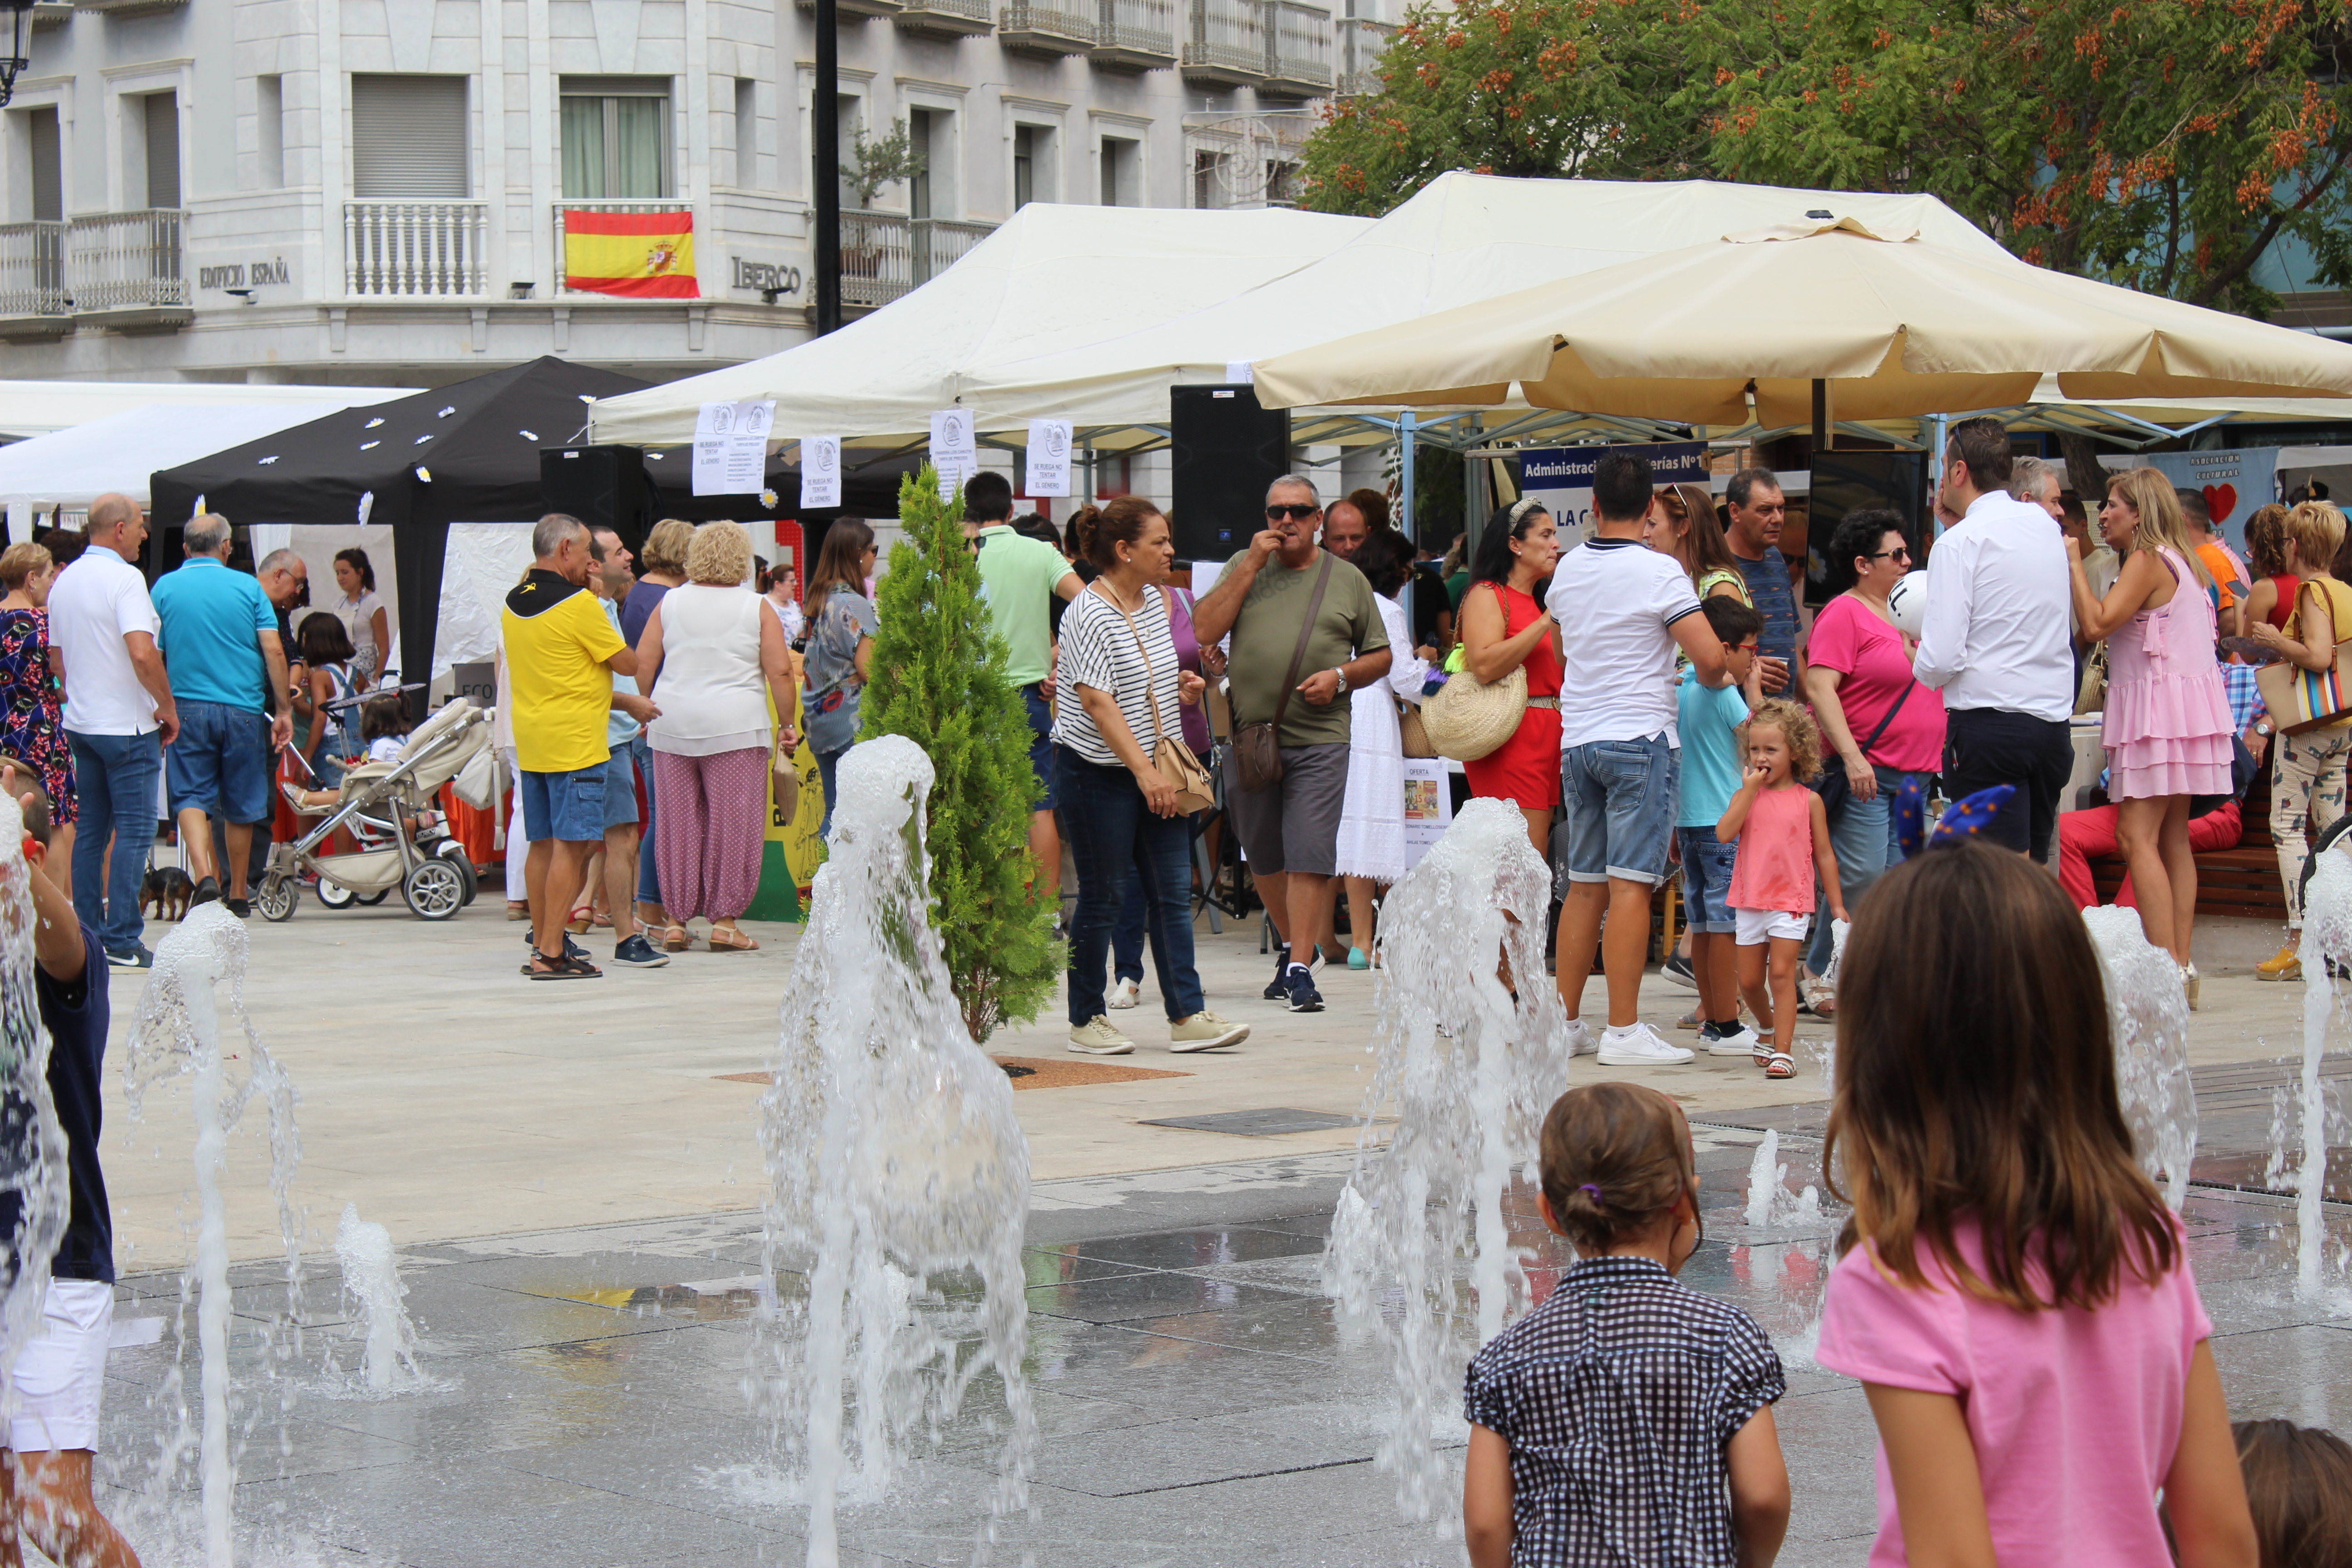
[
  {"x1": 6, "y1": 1278, "x2": 112, "y2": 1453},
  {"x1": 1734, "y1": 907, "x2": 1808, "y2": 946}
]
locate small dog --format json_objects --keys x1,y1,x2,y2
[{"x1": 140, "y1": 865, "x2": 195, "y2": 922}]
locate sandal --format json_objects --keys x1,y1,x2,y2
[
  {"x1": 565, "y1": 904, "x2": 594, "y2": 935},
  {"x1": 1753, "y1": 1042, "x2": 1778, "y2": 1068},
  {"x1": 659, "y1": 923, "x2": 691, "y2": 953},
  {"x1": 1763, "y1": 1051, "x2": 1795, "y2": 1079},
  {"x1": 526, "y1": 951, "x2": 603, "y2": 981},
  {"x1": 708, "y1": 926, "x2": 760, "y2": 952}
]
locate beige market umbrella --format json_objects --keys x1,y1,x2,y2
[{"x1": 1249, "y1": 216, "x2": 2352, "y2": 428}]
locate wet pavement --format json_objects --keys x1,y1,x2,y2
[{"x1": 85, "y1": 1121, "x2": 2352, "y2": 1568}]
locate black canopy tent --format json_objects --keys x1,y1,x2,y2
[{"x1": 148, "y1": 357, "x2": 652, "y2": 697}]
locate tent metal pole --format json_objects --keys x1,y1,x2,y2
[
  {"x1": 1397, "y1": 409, "x2": 1416, "y2": 543},
  {"x1": 813, "y1": 0, "x2": 842, "y2": 336}
]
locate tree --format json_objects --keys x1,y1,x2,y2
[
  {"x1": 842, "y1": 118, "x2": 927, "y2": 210},
  {"x1": 858, "y1": 466, "x2": 1059, "y2": 1044},
  {"x1": 1303, "y1": 0, "x2": 2352, "y2": 318}
]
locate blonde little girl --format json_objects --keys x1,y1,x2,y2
[{"x1": 1716, "y1": 698, "x2": 1844, "y2": 1079}]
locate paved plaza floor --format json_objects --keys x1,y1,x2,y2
[{"x1": 62, "y1": 897, "x2": 2352, "y2": 1564}]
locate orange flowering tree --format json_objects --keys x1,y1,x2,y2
[{"x1": 1305, "y1": 0, "x2": 2352, "y2": 316}]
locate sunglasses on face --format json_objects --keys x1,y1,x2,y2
[
  {"x1": 1265, "y1": 504, "x2": 1319, "y2": 521},
  {"x1": 1868, "y1": 548, "x2": 1912, "y2": 564}
]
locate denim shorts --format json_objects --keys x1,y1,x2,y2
[
  {"x1": 165, "y1": 699, "x2": 273, "y2": 824},
  {"x1": 601, "y1": 749, "x2": 639, "y2": 829},
  {"x1": 1559, "y1": 734, "x2": 1679, "y2": 888},
  {"x1": 519, "y1": 764, "x2": 607, "y2": 844},
  {"x1": 1675, "y1": 825, "x2": 1738, "y2": 934},
  {"x1": 1023, "y1": 685, "x2": 1058, "y2": 811}
]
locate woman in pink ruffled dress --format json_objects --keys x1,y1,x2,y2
[{"x1": 2065, "y1": 467, "x2": 2234, "y2": 1007}]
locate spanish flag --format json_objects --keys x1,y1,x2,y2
[{"x1": 562, "y1": 209, "x2": 698, "y2": 298}]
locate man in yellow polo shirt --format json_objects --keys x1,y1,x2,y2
[{"x1": 504, "y1": 513, "x2": 637, "y2": 980}]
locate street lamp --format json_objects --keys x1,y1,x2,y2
[{"x1": 0, "y1": 1, "x2": 34, "y2": 111}]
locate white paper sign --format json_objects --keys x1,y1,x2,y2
[
  {"x1": 1225, "y1": 362, "x2": 1255, "y2": 386},
  {"x1": 693, "y1": 399, "x2": 777, "y2": 496},
  {"x1": 930, "y1": 408, "x2": 976, "y2": 467},
  {"x1": 1400, "y1": 755, "x2": 1453, "y2": 867},
  {"x1": 1026, "y1": 420, "x2": 1072, "y2": 498},
  {"x1": 800, "y1": 436, "x2": 842, "y2": 510}
]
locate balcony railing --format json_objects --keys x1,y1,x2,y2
[
  {"x1": 0, "y1": 221, "x2": 67, "y2": 320},
  {"x1": 1183, "y1": 0, "x2": 1267, "y2": 82},
  {"x1": 553, "y1": 201, "x2": 697, "y2": 295},
  {"x1": 1336, "y1": 15, "x2": 1392, "y2": 93},
  {"x1": 838, "y1": 212, "x2": 996, "y2": 309},
  {"x1": 894, "y1": 0, "x2": 994, "y2": 35},
  {"x1": 1092, "y1": 0, "x2": 1177, "y2": 67},
  {"x1": 344, "y1": 201, "x2": 489, "y2": 297},
  {"x1": 999, "y1": 0, "x2": 1096, "y2": 53},
  {"x1": 1264, "y1": 0, "x2": 1335, "y2": 92},
  {"x1": 71, "y1": 208, "x2": 186, "y2": 312}
]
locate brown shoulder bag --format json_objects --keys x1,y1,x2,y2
[
  {"x1": 1232, "y1": 553, "x2": 1334, "y2": 794},
  {"x1": 1100, "y1": 585, "x2": 1217, "y2": 815}
]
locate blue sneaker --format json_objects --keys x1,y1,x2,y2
[
  {"x1": 1284, "y1": 964, "x2": 1324, "y2": 1014},
  {"x1": 1264, "y1": 944, "x2": 1293, "y2": 1000}
]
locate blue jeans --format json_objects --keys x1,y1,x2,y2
[
  {"x1": 68, "y1": 728, "x2": 161, "y2": 955},
  {"x1": 817, "y1": 746, "x2": 848, "y2": 840},
  {"x1": 630, "y1": 733, "x2": 661, "y2": 904},
  {"x1": 1559, "y1": 735, "x2": 1680, "y2": 888},
  {"x1": 1804, "y1": 764, "x2": 1925, "y2": 975},
  {"x1": 1058, "y1": 745, "x2": 1204, "y2": 1025}
]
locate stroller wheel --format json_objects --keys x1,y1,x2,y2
[
  {"x1": 402, "y1": 858, "x2": 466, "y2": 921},
  {"x1": 315, "y1": 878, "x2": 357, "y2": 910},
  {"x1": 255, "y1": 878, "x2": 298, "y2": 923},
  {"x1": 357, "y1": 890, "x2": 390, "y2": 906}
]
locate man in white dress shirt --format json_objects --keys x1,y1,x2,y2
[{"x1": 1914, "y1": 417, "x2": 2076, "y2": 858}]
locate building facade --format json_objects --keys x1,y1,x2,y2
[{"x1": 0, "y1": 0, "x2": 1377, "y2": 388}]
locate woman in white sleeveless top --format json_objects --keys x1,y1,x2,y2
[{"x1": 632, "y1": 521, "x2": 799, "y2": 951}]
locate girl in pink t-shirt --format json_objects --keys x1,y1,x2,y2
[
  {"x1": 1718, "y1": 700, "x2": 1844, "y2": 1081},
  {"x1": 1816, "y1": 839, "x2": 2256, "y2": 1568}
]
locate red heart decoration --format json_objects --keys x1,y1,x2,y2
[{"x1": 2203, "y1": 483, "x2": 2238, "y2": 525}]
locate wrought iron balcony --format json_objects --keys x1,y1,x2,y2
[
  {"x1": 1000, "y1": 0, "x2": 1096, "y2": 53},
  {"x1": 893, "y1": 0, "x2": 993, "y2": 37},
  {"x1": 1092, "y1": 0, "x2": 1178, "y2": 68},
  {"x1": 838, "y1": 212, "x2": 996, "y2": 309},
  {"x1": 1182, "y1": 0, "x2": 1268, "y2": 83},
  {"x1": 0, "y1": 210, "x2": 189, "y2": 336}
]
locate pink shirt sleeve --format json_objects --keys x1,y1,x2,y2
[
  {"x1": 1805, "y1": 596, "x2": 1862, "y2": 676},
  {"x1": 1816, "y1": 1240, "x2": 1968, "y2": 1395}
]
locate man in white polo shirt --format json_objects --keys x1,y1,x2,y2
[{"x1": 46, "y1": 494, "x2": 178, "y2": 970}]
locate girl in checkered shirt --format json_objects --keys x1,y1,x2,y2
[{"x1": 1463, "y1": 1083, "x2": 1790, "y2": 1567}]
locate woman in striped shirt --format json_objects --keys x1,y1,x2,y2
[{"x1": 1055, "y1": 496, "x2": 1249, "y2": 1058}]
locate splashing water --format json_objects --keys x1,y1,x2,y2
[
  {"x1": 1322, "y1": 798, "x2": 1575, "y2": 1526},
  {"x1": 0, "y1": 792, "x2": 71, "y2": 1438},
  {"x1": 331, "y1": 1205, "x2": 426, "y2": 1394},
  {"x1": 2297, "y1": 853, "x2": 2352, "y2": 1299},
  {"x1": 1744, "y1": 1131, "x2": 1784, "y2": 1230},
  {"x1": 755, "y1": 736, "x2": 1035, "y2": 1568},
  {"x1": 124, "y1": 904, "x2": 305, "y2": 1568},
  {"x1": 2079, "y1": 906, "x2": 2199, "y2": 1210}
]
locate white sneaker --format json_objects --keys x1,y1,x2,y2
[
  {"x1": 1108, "y1": 977, "x2": 1141, "y2": 1011},
  {"x1": 1068, "y1": 1016, "x2": 1136, "y2": 1055},
  {"x1": 1704, "y1": 1022, "x2": 1763, "y2": 1056},
  {"x1": 1563, "y1": 1019, "x2": 1598, "y2": 1057},
  {"x1": 1595, "y1": 1022, "x2": 1695, "y2": 1067}
]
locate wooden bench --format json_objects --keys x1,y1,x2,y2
[{"x1": 2087, "y1": 768, "x2": 2287, "y2": 920}]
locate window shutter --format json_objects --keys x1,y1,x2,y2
[
  {"x1": 351, "y1": 76, "x2": 470, "y2": 199},
  {"x1": 28, "y1": 109, "x2": 61, "y2": 221},
  {"x1": 144, "y1": 93, "x2": 181, "y2": 209}
]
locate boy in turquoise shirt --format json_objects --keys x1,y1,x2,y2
[{"x1": 1676, "y1": 596, "x2": 1764, "y2": 1053}]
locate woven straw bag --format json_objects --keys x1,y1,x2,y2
[{"x1": 1420, "y1": 660, "x2": 1527, "y2": 761}]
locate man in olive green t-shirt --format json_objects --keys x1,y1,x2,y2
[
  {"x1": 1192, "y1": 475, "x2": 1391, "y2": 1014},
  {"x1": 964, "y1": 471, "x2": 1082, "y2": 916}
]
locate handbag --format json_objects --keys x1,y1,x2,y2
[
  {"x1": 771, "y1": 732, "x2": 800, "y2": 825},
  {"x1": 1419, "y1": 585, "x2": 1530, "y2": 762},
  {"x1": 1813, "y1": 679, "x2": 1914, "y2": 822},
  {"x1": 1100, "y1": 584, "x2": 1217, "y2": 815},
  {"x1": 1233, "y1": 554, "x2": 1334, "y2": 794},
  {"x1": 2257, "y1": 578, "x2": 2352, "y2": 733},
  {"x1": 1398, "y1": 699, "x2": 1436, "y2": 759}
]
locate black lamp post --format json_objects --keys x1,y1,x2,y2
[{"x1": 0, "y1": 1, "x2": 34, "y2": 109}]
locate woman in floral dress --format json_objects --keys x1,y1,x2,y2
[{"x1": 0, "y1": 542, "x2": 75, "y2": 861}]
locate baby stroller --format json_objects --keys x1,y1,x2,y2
[{"x1": 256, "y1": 697, "x2": 498, "y2": 922}]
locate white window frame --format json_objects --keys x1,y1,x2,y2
[
  {"x1": 5, "y1": 78, "x2": 73, "y2": 224},
  {"x1": 99, "y1": 60, "x2": 192, "y2": 215}
]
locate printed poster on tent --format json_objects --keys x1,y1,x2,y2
[
  {"x1": 1401, "y1": 757, "x2": 1451, "y2": 867},
  {"x1": 1519, "y1": 441, "x2": 1709, "y2": 542},
  {"x1": 2097, "y1": 448, "x2": 2280, "y2": 556}
]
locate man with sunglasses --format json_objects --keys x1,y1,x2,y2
[{"x1": 1192, "y1": 475, "x2": 1392, "y2": 1014}]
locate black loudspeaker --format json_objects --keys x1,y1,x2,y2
[
  {"x1": 1171, "y1": 384, "x2": 1291, "y2": 564},
  {"x1": 1805, "y1": 450, "x2": 1930, "y2": 608},
  {"x1": 541, "y1": 445, "x2": 652, "y2": 548}
]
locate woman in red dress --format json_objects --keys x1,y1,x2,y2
[{"x1": 1458, "y1": 497, "x2": 1565, "y2": 853}]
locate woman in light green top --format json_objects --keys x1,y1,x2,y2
[{"x1": 1649, "y1": 482, "x2": 1752, "y2": 605}]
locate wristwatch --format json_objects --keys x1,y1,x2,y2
[
  {"x1": 1330, "y1": 666, "x2": 1348, "y2": 689},
  {"x1": 2256, "y1": 720, "x2": 2274, "y2": 736}
]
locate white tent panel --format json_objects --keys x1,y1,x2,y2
[
  {"x1": 587, "y1": 203, "x2": 1373, "y2": 447},
  {"x1": 0, "y1": 381, "x2": 409, "y2": 443},
  {"x1": 0, "y1": 399, "x2": 407, "y2": 514},
  {"x1": 966, "y1": 173, "x2": 2017, "y2": 427}
]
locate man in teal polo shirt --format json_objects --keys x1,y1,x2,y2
[
  {"x1": 963, "y1": 470, "x2": 1081, "y2": 917},
  {"x1": 152, "y1": 515, "x2": 292, "y2": 913}
]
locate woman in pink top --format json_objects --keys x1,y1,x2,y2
[
  {"x1": 1818, "y1": 840, "x2": 2255, "y2": 1568},
  {"x1": 2066, "y1": 468, "x2": 2233, "y2": 1008},
  {"x1": 1717, "y1": 699, "x2": 1844, "y2": 1081}
]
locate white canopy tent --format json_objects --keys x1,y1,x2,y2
[
  {"x1": 0, "y1": 380, "x2": 408, "y2": 443},
  {"x1": 588, "y1": 203, "x2": 1372, "y2": 448}
]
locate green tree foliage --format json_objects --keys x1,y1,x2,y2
[
  {"x1": 858, "y1": 467, "x2": 1058, "y2": 1043},
  {"x1": 1304, "y1": 0, "x2": 2352, "y2": 315}
]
